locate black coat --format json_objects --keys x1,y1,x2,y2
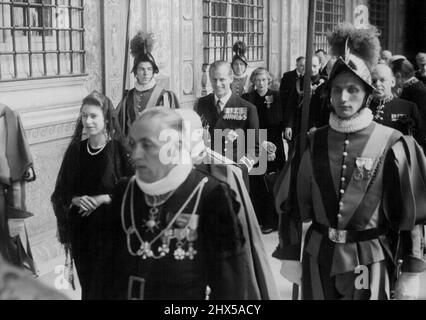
[
  {"x1": 93, "y1": 170, "x2": 247, "y2": 300},
  {"x1": 400, "y1": 81, "x2": 426, "y2": 128},
  {"x1": 283, "y1": 74, "x2": 327, "y2": 134},
  {"x1": 279, "y1": 69, "x2": 299, "y2": 113},
  {"x1": 415, "y1": 71, "x2": 426, "y2": 85},
  {"x1": 242, "y1": 90, "x2": 286, "y2": 172},
  {"x1": 370, "y1": 97, "x2": 426, "y2": 150},
  {"x1": 196, "y1": 93, "x2": 260, "y2": 164}
]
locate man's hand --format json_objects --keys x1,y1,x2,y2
[
  {"x1": 280, "y1": 260, "x2": 302, "y2": 286},
  {"x1": 394, "y1": 273, "x2": 420, "y2": 300},
  {"x1": 284, "y1": 128, "x2": 293, "y2": 141}
]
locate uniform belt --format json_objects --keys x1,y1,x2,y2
[{"x1": 312, "y1": 222, "x2": 385, "y2": 244}]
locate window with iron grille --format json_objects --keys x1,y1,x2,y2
[
  {"x1": 203, "y1": 0, "x2": 265, "y2": 65},
  {"x1": 369, "y1": 0, "x2": 389, "y2": 49},
  {"x1": 314, "y1": 0, "x2": 345, "y2": 51},
  {"x1": 0, "y1": 0, "x2": 85, "y2": 82}
]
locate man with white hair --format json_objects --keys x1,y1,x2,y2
[
  {"x1": 94, "y1": 108, "x2": 248, "y2": 300},
  {"x1": 371, "y1": 63, "x2": 426, "y2": 150},
  {"x1": 176, "y1": 108, "x2": 280, "y2": 300}
]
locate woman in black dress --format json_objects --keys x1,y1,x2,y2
[
  {"x1": 51, "y1": 91, "x2": 133, "y2": 299},
  {"x1": 242, "y1": 67, "x2": 285, "y2": 234}
]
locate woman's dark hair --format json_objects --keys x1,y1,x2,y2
[{"x1": 70, "y1": 91, "x2": 123, "y2": 146}]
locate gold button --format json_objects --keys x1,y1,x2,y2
[
  {"x1": 343, "y1": 152, "x2": 348, "y2": 157},
  {"x1": 338, "y1": 214, "x2": 343, "y2": 219},
  {"x1": 341, "y1": 177, "x2": 346, "y2": 182},
  {"x1": 342, "y1": 165, "x2": 347, "y2": 170},
  {"x1": 345, "y1": 140, "x2": 350, "y2": 145},
  {"x1": 340, "y1": 189, "x2": 345, "y2": 195}
]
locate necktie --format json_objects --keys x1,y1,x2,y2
[{"x1": 216, "y1": 99, "x2": 222, "y2": 116}]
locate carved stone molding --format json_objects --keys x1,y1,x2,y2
[{"x1": 26, "y1": 121, "x2": 77, "y2": 146}]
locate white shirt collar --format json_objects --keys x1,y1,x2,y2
[{"x1": 214, "y1": 91, "x2": 233, "y2": 112}]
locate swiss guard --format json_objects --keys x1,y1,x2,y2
[
  {"x1": 277, "y1": 23, "x2": 426, "y2": 300},
  {"x1": 116, "y1": 31, "x2": 180, "y2": 137}
]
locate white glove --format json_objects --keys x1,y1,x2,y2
[
  {"x1": 280, "y1": 260, "x2": 302, "y2": 286},
  {"x1": 8, "y1": 219, "x2": 26, "y2": 238},
  {"x1": 394, "y1": 273, "x2": 420, "y2": 300}
]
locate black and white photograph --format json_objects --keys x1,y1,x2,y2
[{"x1": 1, "y1": 0, "x2": 426, "y2": 304}]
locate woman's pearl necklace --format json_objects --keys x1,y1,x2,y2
[{"x1": 86, "y1": 140, "x2": 107, "y2": 156}]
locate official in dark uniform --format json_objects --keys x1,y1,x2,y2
[
  {"x1": 196, "y1": 61, "x2": 260, "y2": 178},
  {"x1": 279, "y1": 57, "x2": 305, "y2": 142},
  {"x1": 391, "y1": 59, "x2": 426, "y2": 126},
  {"x1": 371, "y1": 64, "x2": 426, "y2": 150}
]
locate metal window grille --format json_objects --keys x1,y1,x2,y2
[
  {"x1": 314, "y1": 0, "x2": 345, "y2": 51},
  {"x1": 0, "y1": 0, "x2": 85, "y2": 82},
  {"x1": 369, "y1": 0, "x2": 389, "y2": 49},
  {"x1": 203, "y1": 0, "x2": 264, "y2": 65}
]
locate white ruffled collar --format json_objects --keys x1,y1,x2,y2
[
  {"x1": 134, "y1": 78, "x2": 156, "y2": 92},
  {"x1": 135, "y1": 151, "x2": 193, "y2": 196},
  {"x1": 329, "y1": 108, "x2": 374, "y2": 134}
]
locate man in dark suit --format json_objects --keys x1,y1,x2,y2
[
  {"x1": 195, "y1": 61, "x2": 260, "y2": 179},
  {"x1": 392, "y1": 59, "x2": 426, "y2": 130},
  {"x1": 283, "y1": 56, "x2": 327, "y2": 142},
  {"x1": 279, "y1": 57, "x2": 305, "y2": 142},
  {"x1": 371, "y1": 64, "x2": 426, "y2": 151}
]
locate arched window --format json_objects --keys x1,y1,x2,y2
[{"x1": 0, "y1": 0, "x2": 85, "y2": 81}]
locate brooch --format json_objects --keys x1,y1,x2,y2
[
  {"x1": 265, "y1": 95, "x2": 274, "y2": 109},
  {"x1": 354, "y1": 157, "x2": 374, "y2": 181}
]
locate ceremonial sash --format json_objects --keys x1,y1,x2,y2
[
  {"x1": 145, "y1": 85, "x2": 166, "y2": 110},
  {"x1": 337, "y1": 125, "x2": 394, "y2": 229}
]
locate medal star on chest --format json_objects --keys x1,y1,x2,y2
[{"x1": 143, "y1": 207, "x2": 162, "y2": 234}]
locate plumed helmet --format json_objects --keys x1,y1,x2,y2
[
  {"x1": 328, "y1": 54, "x2": 374, "y2": 92},
  {"x1": 327, "y1": 23, "x2": 381, "y2": 93},
  {"x1": 232, "y1": 41, "x2": 248, "y2": 66},
  {"x1": 130, "y1": 31, "x2": 159, "y2": 74}
]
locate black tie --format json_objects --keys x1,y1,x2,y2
[{"x1": 216, "y1": 99, "x2": 222, "y2": 116}]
